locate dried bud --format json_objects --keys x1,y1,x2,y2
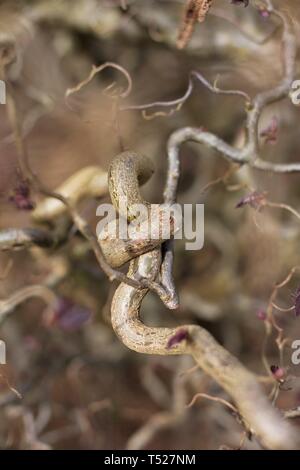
[
  {"x1": 260, "y1": 117, "x2": 279, "y2": 145},
  {"x1": 236, "y1": 190, "x2": 267, "y2": 210}
]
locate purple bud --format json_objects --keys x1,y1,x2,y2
[
  {"x1": 236, "y1": 190, "x2": 267, "y2": 210},
  {"x1": 167, "y1": 328, "x2": 189, "y2": 349},
  {"x1": 260, "y1": 117, "x2": 279, "y2": 145},
  {"x1": 257, "y1": 309, "x2": 267, "y2": 321},
  {"x1": 257, "y1": 6, "x2": 271, "y2": 18},
  {"x1": 270, "y1": 365, "x2": 285, "y2": 380},
  {"x1": 48, "y1": 297, "x2": 92, "y2": 332},
  {"x1": 9, "y1": 180, "x2": 35, "y2": 211}
]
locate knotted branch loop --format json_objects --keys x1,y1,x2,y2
[{"x1": 99, "y1": 152, "x2": 181, "y2": 269}]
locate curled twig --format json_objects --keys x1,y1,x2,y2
[
  {"x1": 121, "y1": 70, "x2": 251, "y2": 116},
  {"x1": 65, "y1": 62, "x2": 133, "y2": 104}
]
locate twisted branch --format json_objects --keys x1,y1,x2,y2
[{"x1": 108, "y1": 151, "x2": 298, "y2": 450}]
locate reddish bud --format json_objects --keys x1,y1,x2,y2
[
  {"x1": 256, "y1": 309, "x2": 267, "y2": 321},
  {"x1": 260, "y1": 117, "x2": 279, "y2": 145},
  {"x1": 257, "y1": 6, "x2": 271, "y2": 18},
  {"x1": 236, "y1": 190, "x2": 267, "y2": 210},
  {"x1": 9, "y1": 180, "x2": 35, "y2": 211},
  {"x1": 47, "y1": 297, "x2": 92, "y2": 332},
  {"x1": 270, "y1": 365, "x2": 285, "y2": 380},
  {"x1": 167, "y1": 328, "x2": 189, "y2": 349}
]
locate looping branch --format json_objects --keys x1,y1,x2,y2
[{"x1": 106, "y1": 151, "x2": 298, "y2": 450}]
